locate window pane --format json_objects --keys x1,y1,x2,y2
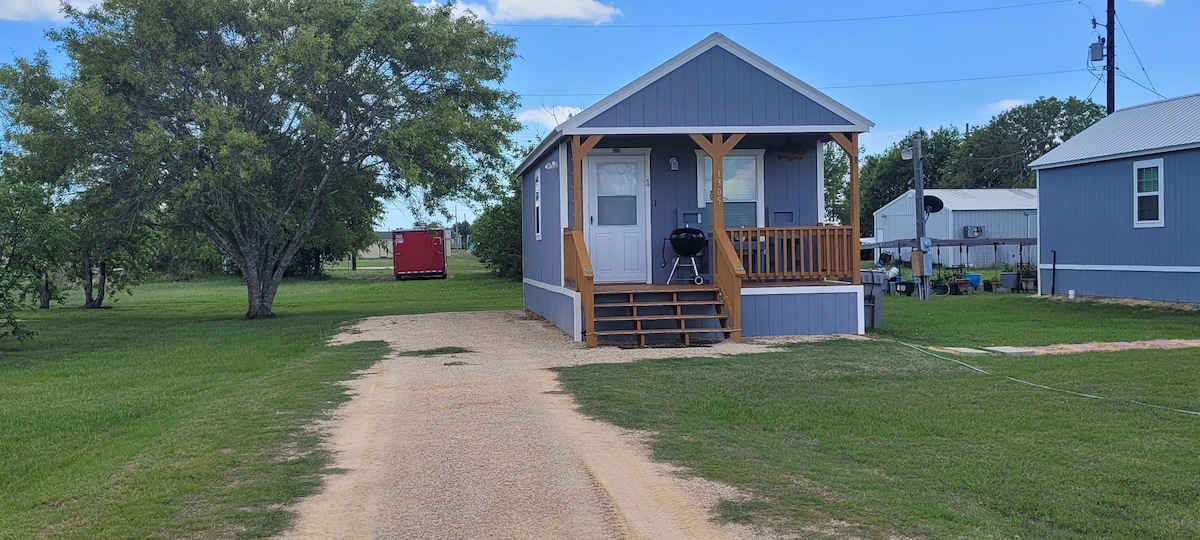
[
  {"x1": 1137, "y1": 194, "x2": 1159, "y2": 222},
  {"x1": 596, "y1": 162, "x2": 640, "y2": 196},
  {"x1": 724, "y1": 202, "x2": 757, "y2": 228},
  {"x1": 1137, "y1": 166, "x2": 1159, "y2": 193},
  {"x1": 597, "y1": 195, "x2": 637, "y2": 225},
  {"x1": 723, "y1": 156, "x2": 757, "y2": 201},
  {"x1": 701, "y1": 156, "x2": 757, "y2": 202}
]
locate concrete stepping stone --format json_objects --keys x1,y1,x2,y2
[{"x1": 982, "y1": 346, "x2": 1035, "y2": 356}]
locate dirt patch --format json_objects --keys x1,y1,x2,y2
[{"x1": 279, "y1": 310, "x2": 824, "y2": 539}]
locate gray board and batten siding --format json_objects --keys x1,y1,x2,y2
[
  {"x1": 1036, "y1": 147, "x2": 1200, "y2": 302},
  {"x1": 742, "y1": 287, "x2": 863, "y2": 337},
  {"x1": 522, "y1": 143, "x2": 581, "y2": 338},
  {"x1": 578, "y1": 46, "x2": 854, "y2": 131}
]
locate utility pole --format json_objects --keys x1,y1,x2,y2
[
  {"x1": 910, "y1": 134, "x2": 930, "y2": 300},
  {"x1": 1106, "y1": 0, "x2": 1115, "y2": 114}
]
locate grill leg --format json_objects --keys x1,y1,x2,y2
[{"x1": 667, "y1": 257, "x2": 683, "y2": 283}]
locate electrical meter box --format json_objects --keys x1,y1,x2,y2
[{"x1": 392, "y1": 229, "x2": 448, "y2": 280}]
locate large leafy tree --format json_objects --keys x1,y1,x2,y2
[
  {"x1": 858, "y1": 127, "x2": 962, "y2": 233},
  {"x1": 950, "y1": 97, "x2": 1103, "y2": 188},
  {"x1": 470, "y1": 185, "x2": 521, "y2": 279},
  {"x1": 0, "y1": 179, "x2": 73, "y2": 337},
  {"x1": 30, "y1": 0, "x2": 517, "y2": 318},
  {"x1": 2, "y1": 53, "x2": 168, "y2": 310}
]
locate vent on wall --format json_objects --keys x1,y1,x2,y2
[{"x1": 963, "y1": 225, "x2": 985, "y2": 238}]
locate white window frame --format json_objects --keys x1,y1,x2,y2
[
  {"x1": 694, "y1": 149, "x2": 766, "y2": 227},
  {"x1": 1133, "y1": 158, "x2": 1163, "y2": 228},
  {"x1": 534, "y1": 169, "x2": 542, "y2": 240}
]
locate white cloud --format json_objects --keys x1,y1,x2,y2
[
  {"x1": 517, "y1": 105, "x2": 582, "y2": 130},
  {"x1": 981, "y1": 99, "x2": 1026, "y2": 115},
  {"x1": 1130, "y1": 0, "x2": 1164, "y2": 6},
  {"x1": 0, "y1": 0, "x2": 99, "y2": 21},
  {"x1": 425, "y1": 0, "x2": 620, "y2": 23}
]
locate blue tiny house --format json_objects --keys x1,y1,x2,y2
[
  {"x1": 516, "y1": 33, "x2": 874, "y2": 346},
  {"x1": 1030, "y1": 93, "x2": 1200, "y2": 303}
]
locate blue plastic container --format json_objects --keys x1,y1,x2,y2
[{"x1": 965, "y1": 273, "x2": 981, "y2": 289}]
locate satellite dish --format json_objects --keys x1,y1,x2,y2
[{"x1": 923, "y1": 195, "x2": 944, "y2": 213}]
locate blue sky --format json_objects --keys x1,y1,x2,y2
[{"x1": 1, "y1": 0, "x2": 1194, "y2": 229}]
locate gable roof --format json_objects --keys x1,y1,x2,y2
[
  {"x1": 876, "y1": 189, "x2": 1037, "y2": 216},
  {"x1": 1030, "y1": 92, "x2": 1200, "y2": 170},
  {"x1": 516, "y1": 33, "x2": 872, "y2": 175},
  {"x1": 558, "y1": 32, "x2": 872, "y2": 135}
]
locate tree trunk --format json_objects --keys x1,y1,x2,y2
[
  {"x1": 35, "y1": 269, "x2": 51, "y2": 309},
  {"x1": 83, "y1": 260, "x2": 108, "y2": 309},
  {"x1": 235, "y1": 242, "x2": 291, "y2": 320}
]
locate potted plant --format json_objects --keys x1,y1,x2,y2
[
  {"x1": 982, "y1": 278, "x2": 995, "y2": 292},
  {"x1": 1019, "y1": 263, "x2": 1037, "y2": 292},
  {"x1": 999, "y1": 263, "x2": 1019, "y2": 291},
  {"x1": 930, "y1": 268, "x2": 956, "y2": 295}
]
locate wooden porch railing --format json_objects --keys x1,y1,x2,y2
[
  {"x1": 725, "y1": 226, "x2": 857, "y2": 282},
  {"x1": 563, "y1": 228, "x2": 597, "y2": 347},
  {"x1": 710, "y1": 231, "x2": 746, "y2": 342}
]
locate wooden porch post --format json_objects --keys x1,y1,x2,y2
[
  {"x1": 570, "y1": 135, "x2": 604, "y2": 231},
  {"x1": 830, "y1": 132, "x2": 862, "y2": 285},
  {"x1": 689, "y1": 133, "x2": 747, "y2": 341},
  {"x1": 569, "y1": 135, "x2": 603, "y2": 346}
]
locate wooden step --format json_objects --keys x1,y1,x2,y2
[
  {"x1": 592, "y1": 325, "x2": 736, "y2": 347},
  {"x1": 594, "y1": 299, "x2": 723, "y2": 309},
  {"x1": 592, "y1": 327, "x2": 734, "y2": 336},
  {"x1": 594, "y1": 285, "x2": 718, "y2": 295},
  {"x1": 593, "y1": 313, "x2": 728, "y2": 323}
]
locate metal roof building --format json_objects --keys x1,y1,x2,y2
[
  {"x1": 1031, "y1": 92, "x2": 1200, "y2": 170},
  {"x1": 872, "y1": 188, "x2": 1038, "y2": 268}
]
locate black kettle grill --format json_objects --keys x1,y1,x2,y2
[{"x1": 662, "y1": 227, "x2": 708, "y2": 285}]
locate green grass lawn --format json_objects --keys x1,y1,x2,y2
[
  {"x1": 876, "y1": 292, "x2": 1200, "y2": 348},
  {"x1": 0, "y1": 252, "x2": 519, "y2": 539},
  {"x1": 559, "y1": 294, "x2": 1200, "y2": 539}
]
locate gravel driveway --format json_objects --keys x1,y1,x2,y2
[{"x1": 280, "y1": 310, "x2": 785, "y2": 539}]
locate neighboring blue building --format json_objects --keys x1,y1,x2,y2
[
  {"x1": 514, "y1": 33, "x2": 874, "y2": 346},
  {"x1": 1030, "y1": 93, "x2": 1200, "y2": 303}
]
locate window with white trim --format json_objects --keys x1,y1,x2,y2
[
  {"x1": 534, "y1": 169, "x2": 542, "y2": 240},
  {"x1": 695, "y1": 149, "x2": 765, "y2": 228},
  {"x1": 1133, "y1": 158, "x2": 1163, "y2": 228}
]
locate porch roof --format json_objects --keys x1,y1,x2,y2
[{"x1": 515, "y1": 33, "x2": 872, "y2": 176}]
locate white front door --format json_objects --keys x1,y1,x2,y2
[{"x1": 586, "y1": 153, "x2": 650, "y2": 283}]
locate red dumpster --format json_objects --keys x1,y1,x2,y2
[{"x1": 392, "y1": 229, "x2": 448, "y2": 280}]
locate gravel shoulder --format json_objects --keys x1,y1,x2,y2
[{"x1": 279, "y1": 310, "x2": 792, "y2": 539}]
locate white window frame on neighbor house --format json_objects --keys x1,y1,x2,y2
[
  {"x1": 534, "y1": 169, "x2": 542, "y2": 240},
  {"x1": 695, "y1": 149, "x2": 766, "y2": 228},
  {"x1": 1133, "y1": 158, "x2": 1163, "y2": 228}
]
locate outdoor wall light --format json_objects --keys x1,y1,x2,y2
[
  {"x1": 669, "y1": 157, "x2": 679, "y2": 171},
  {"x1": 544, "y1": 161, "x2": 558, "y2": 169}
]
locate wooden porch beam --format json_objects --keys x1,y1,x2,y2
[
  {"x1": 830, "y1": 132, "x2": 863, "y2": 285},
  {"x1": 688, "y1": 133, "x2": 745, "y2": 232},
  {"x1": 570, "y1": 135, "x2": 603, "y2": 231}
]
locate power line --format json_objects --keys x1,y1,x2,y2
[
  {"x1": 520, "y1": 69, "x2": 1089, "y2": 98},
  {"x1": 1114, "y1": 13, "x2": 1157, "y2": 95},
  {"x1": 492, "y1": 0, "x2": 1073, "y2": 28},
  {"x1": 816, "y1": 69, "x2": 1084, "y2": 90},
  {"x1": 1117, "y1": 70, "x2": 1166, "y2": 100}
]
